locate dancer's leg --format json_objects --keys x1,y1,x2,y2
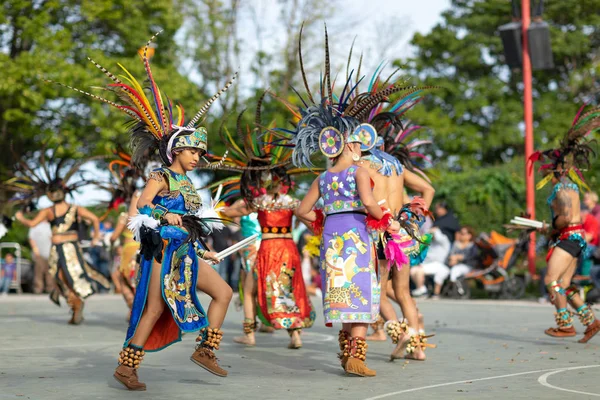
[
  {"x1": 234, "y1": 268, "x2": 257, "y2": 345},
  {"x1": 129, "y1": 260, "x2": 164, "y2": 347},
  {"x1": 392, "y1": 265, "x2": 425, "y2": 360},
  {"x1": 196, "y1": 259, "x2": 233, "y2": 328}
]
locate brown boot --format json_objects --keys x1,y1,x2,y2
[
  {"x1": 191, "y1": 328, "x2": 228, "y2": 377},
  {"x1": 114, "y1": 346, "x2": 146, "y2": 391},
  {"x1": 67, "y1": 293, "x2": 84, "y2": 325},
  {"x1": 545, "y1": 326, "x2": 576, "y2": 337},
  {"x1": 343, "y1": 336, "x2": 376, "y2": 377},
  {"x1": 545, "y1": 309, "x2": 576, "y2": 337},
  {"x1": 578, "y1": 307, "x2": 600, "y2": 343}
]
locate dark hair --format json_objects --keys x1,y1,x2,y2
[
  {"x1": 460, "y1": 226, "x2": 476, "y2": 238},
  {"x1": 435, "y1": 201, "x2": 449, "y2": 211}
]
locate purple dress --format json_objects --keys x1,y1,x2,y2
[{"x1": 318, "y1": 166, "x2": 380, "y2": 326}]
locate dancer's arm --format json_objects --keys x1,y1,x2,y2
[
  {"x1": 78, "y1": 206, "x2": 101, "y2": 243},
  {"x1": 296, "y1": 178, "x2": 320, "y2": 222},
  {"x1": 137, "y1": 176, "x2": 181, "y2": 226},
  {"x1": 15, "y1": 209, "x2": 49, "y2": 228},
  {"x1": 111, "y1": 193, "x2": 141, "y2": 242},
  {"x1": 221, "y1": 198, "x2": 251, "y2": 218},
  {"x1": 403, "y1": 169, "x2": 435, "y2": 209}
]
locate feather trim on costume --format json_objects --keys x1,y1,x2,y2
[
  {"x1": 311, "y1": 209, "x2": 325, "y2": 236},
  {"x1": 366, "y1": 207, "x2": 393, "y2": 232},
  {"x1": 127, "y1": 213, "x2": 159, "y2": 242},
  {"x1": 384, "y1": 236, "x2": 411, "y2": 271},
  {"x1": 194, "y1": 204, "x2": 225, "y2": 232}
]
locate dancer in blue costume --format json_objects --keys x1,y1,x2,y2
[
  {"x1": 52, "y1": 32, "x2": 237, "y2": 390},
  {"x1": 529, "y1": 104, "x2": 600, "y2": 344}
]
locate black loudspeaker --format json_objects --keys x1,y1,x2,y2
[
  {"x1": 499, "y1": 22, "x2": 522, "y2": 68},
  {"x1": 528, "y1": 21, "x2": 554, "y2": 70}
]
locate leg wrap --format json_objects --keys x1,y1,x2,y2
[
  {"x1": 576, "y1": 304, "x2": 596, "y2": 326},
  {"x1": 565, "y1": 285, "x2": 579, "y2": 301},
  {"x1": 196, "y1": 327, "x2": 224, "y2": 350},
  {"x1": 343, "y1": 336, "x2": 368, "y2": 361},
  {"x1": 555, "y1": 308, "x2": 573, "y2": 327},
  {"x1": 243, "y1": 318, "x2": 257, "y2": 334},
  {"x1": 406, "y1": 329, "x2": 437, "y2": 354},
  {"x1": 547, "y1": 280, "x2": 566, "y2": 296},
  {"x1": 118, "y1": 344, "x2": 145, "y2": 369},
  {"x1": 384, "y1": 319, "x2": 408, "y2": 344}
]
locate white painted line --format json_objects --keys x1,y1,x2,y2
[
  {"x1": 0, "y1": 341, "x2": 117, "y2": 352},
  {"x1": 363, "y1": 365, "x2": 600, "y2": 400},
  {"x1": 537, "y1": 365, "x2": 600, "y2": 397}
]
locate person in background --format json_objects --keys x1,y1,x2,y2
[
  {"x1": 583, "y1": 192, "x2": 600, "y2": 226},
  {"x1": 432, "y1": 201, "x2": 460, "y2": 244},
  {"x1": 447, "y1": 226, "x2": 478, "y2": 294},
  {"x1": 0, "y1": 253, "x2": 17, "y2": 296},
  {"x1": 410, "y1": 226, "x2": 452, "y2": 299},
  {"x1": 28, "y1": 220, "x2": 55, "y2": 294}
]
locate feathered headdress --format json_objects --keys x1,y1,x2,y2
[
  {"x1": 47, "y1": 31, "x2": 236, "y2": 168},
  {"x1": 104, "y1": 147, "x2": 143, "y2": 210},
  {"x1": 278, "y1": 24, "x2": 436, "y2": 169},
  {"x1": 200, "y1": 92, "x2": 313, "y2": 203},
  {"x1": 1, "y1": 145, "x2": 100, "y2": 203},
  {"x1": 529, "y1": 103, "x2": 599, "y2": 190}
]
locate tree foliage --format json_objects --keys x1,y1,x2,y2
[
  {"x1": 403, "y1": 0, "x2": 600, "y2": 169},
  {"x1": 0, "y1": 0, "x2": 204, "y2": 177}
]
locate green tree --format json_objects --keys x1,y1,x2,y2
[
  {"x1": 403, "y1": 0, "x2": 600, "y2": 171},
  {"x1": 0, "y1": 0, "x2": 207, "y2": 178}
]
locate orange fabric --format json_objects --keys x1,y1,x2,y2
[
  {"x1": 255, "y1": 236, "x2": 314, "y2": 330},
  {"x1": 144, "y1": 308, "x2": 181, "y2": 351},
  {"x1": 489, "y1": 231, "x2": 517, "y2": 269},
  {"x1": 257, "y1": 208, "x2": 293, "y2": 227}
]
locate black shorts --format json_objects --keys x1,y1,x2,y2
[
  {"x1": 376, "y1": 232, "x2": 392, "y2": 260},
  {"x1": 556, "y1": 239, "x2": 584, "y2": 259}
]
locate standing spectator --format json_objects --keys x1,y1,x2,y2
[
  {"x1": 432, "y1": 201, "x2": 460, "y2": 244},
  {"x1": 0, "y1": 253, "x2": 17, "y2": 296},
  {"x1": 583, "y1": 192, "x2": 600, "y2": 226},
  {"x1": 28, "y1": 220, "x2": 55, "y2": 294}
]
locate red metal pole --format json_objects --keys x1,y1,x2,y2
[{"x1": 522, "y1": 0, "x2": 537, "y2": 276}]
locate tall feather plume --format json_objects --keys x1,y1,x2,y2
[
  {"x1": 87, "y1": 57, "x2": 122, "y2": 84},
  {"x1": 324, "y1": 23, "x2": 333, "y2": 108},
  {"x1": 298, "y1": 22, "x2": 315, "y2": 105},
  {"x1": 141, "y1": 30, "x2": 168, "y2": 136},
  {"x1": 186, "y1": 72, "x2": 238, "y2": 128}
]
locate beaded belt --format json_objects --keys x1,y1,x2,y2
[{"x1": 261, "y1": 226, "x2": 291, "y2": 234}]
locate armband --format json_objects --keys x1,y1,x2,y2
[{"x1": 139, "y1": 204, "x2": 169, "y2": 220}]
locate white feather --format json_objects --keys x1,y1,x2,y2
[
  {"x1": 195, "y1": 203, "x2": 224, "y2": 232},
  {"x1": 127, "y1": 213, "x2": 160, "y2": 242},
  {"x1": 0, "y1": 223, "x2": 7, "y2": 240}
]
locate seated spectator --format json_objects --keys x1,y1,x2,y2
[
  {"x1": 410, "y1": 227, "x2": 451, "y2": 298},
  {"x1": 433, "y1": 201, "x2": 460, "y2": 244},
  {"x1": 0, "y1": 253, "x2": 17, "y2": 296},
  {"x1": 447, "y1": 226, "x2": 478, "y2": 284}
]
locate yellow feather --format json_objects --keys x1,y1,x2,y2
[
  {"x1": 568, "y1": 169, "x2": 590, "y2": 192},
  {"x1": 535, "y1": 173, "x2": 553, "y2": 190}
]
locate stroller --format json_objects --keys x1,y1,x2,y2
[{"x1": 444, "y1": 231, "x2": 528, "y2": 299}]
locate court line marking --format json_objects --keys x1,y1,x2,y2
[
  {"x1": 538, "y1": 365, "x2": 600, "y2": 397},
  {"x1": 362, "y1": 364, "x2": 600, "y2": 400},
  {"x1": 0, "y1": 342, "x2": 117, "y2": 352}
]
